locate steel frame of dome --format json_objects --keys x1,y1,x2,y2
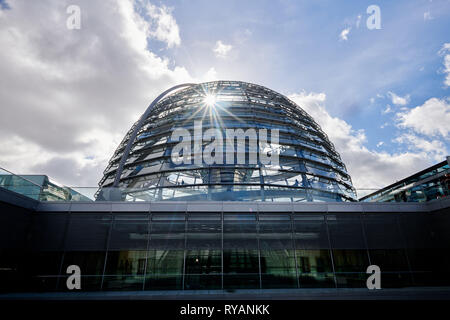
[{"x1": 98, "y1": 81, "x2": 357, "y2": 202}]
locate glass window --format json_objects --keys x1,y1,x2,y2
[
  {"x1": 223, "y1": 249, "x2": 259, "y2": 274},
  {"x1": 30, "y1": 214, "x2": 68, "y2": 251},
  {"x1": 109, "y1": 220, "x2": 149, "y2": 250},
  {"x1": 57, "y1": 276, "x2": 103, "y2": 292},
  {"x1": 259, "y1": 221, "x2": 293, "y2": 250},
  {"x1": 296, "y1": 249, "x2": 335, "y2": 288},
  {"x1": 363, "y1": 214, "x2": 405, "y2": 249},
  {"x1": 224, "y1": 219, "x2": 257, "y2": 249},
  {"x1": 224, "y1": 214, "x2": 256, "y2": 221},
  {"x1": 294, "y1": 217, "x2": 329, "y2": 249},
  {"x1": 334, "y1": 272, "x2": 367, "y2": 288},
  {"x1": 260, "y1": 250, "x2": 297, "y2": 288},
  {"x1": 332, "y1": 249, "x2": 369, "y2": 273},
  {"x1": 185, "y1": 250, "x2": 221, "y2": 275},
  {"x1": 65, "y1": 215, "x2": 111, "y2": 251},
  {"x1": 184, "y1": 250, "x2": 222, "y2": 290},
  {"x1": 61, "y1": 251, "x2": 106, "y2": 275},
  {"x1": 367, "y1": 249, "x2": 412, "y2": 288},
  {"x1": 144, "y1": 274, "x2": 183, "y2": 290},
  {"x1": 186, "y1": 221, "x2": 221, "y2": 249},
  {"x1": 29, "y1": 252, "x2": 63, "y2": 276},
  {"x1": 399, "y1": 214, "x2": 436, "y2": 285},
  {"x1": 105, "y1": 251, "x2": 147, "y2": 275},
  {"x1": 184, "y1": 274, "x2": 222, "y2": 290},
  {"x1": 102, "y1": 276, "x2": 144, "y2": 291},
  {"x1": 146, "y1": 249, "x2": 184, "y2": 275},
  {"x1": 327, "y1": 214, "x2": 366, "y2": 249},
  {"x1": 149, "y1": 221, "x2": 185, "y2": 249}
]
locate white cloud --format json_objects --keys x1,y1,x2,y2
[
  {"x1": 0, "y1": 0, "x2": 201, "y2": 186},
  {"x1": 376, "y1": 141, "x2": 384, "y2": 148},
  {"x1": 339, "y1": 27, "x2": 350, "y2": 41},
  {"x1": 394, "y1": 133, "x2": 448, "y2": 162},
  {"x1": 213, "y1": 40, "x2": 233, "y2": 58},
  {"x1": 424, "y1": 11, "x2": 434, "y2": 21},
  {"x1": 382, "y1": 105, "x2": 393, "y2": 114},
  {"x1": 397, "y1": 97, "x2": 450, "y2": 138},
  {"x1": 145, "y1": 2, "x2": 181, "y2": 48},
  {"x1": 438, "y1": 43, "x2": 450, "y2": 87},
  {"x1": 388, "y1": 91, "x2": 410, "y2": 106},
  {"x1": 202, "y1": 67, "x2": 219, "y2": 82},
  {"x1": 289, "y1": 91, "x2": 433, "y2": 195}
]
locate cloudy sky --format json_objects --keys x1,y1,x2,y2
[{"x1": 0, "y1": 0, "x2": 449, "y2": 197}]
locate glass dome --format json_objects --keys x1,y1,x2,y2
[{"x1": 98, "y1": 81, "x2": 356, "y2": 202}]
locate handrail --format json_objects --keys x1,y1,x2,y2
[
  {"x1": 0, "y1": 165, "x2": 45, "y2": 200},
  {"x1": 0, "y1": 166, "x2": 45, "y2": 189}
]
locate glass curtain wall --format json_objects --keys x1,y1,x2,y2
[{"x1": 25, "y1": 212, "x2": 440, "y2": 292}]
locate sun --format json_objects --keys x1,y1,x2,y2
[{"x1": 203, "y1": 94, "x2": 216, "y2": 107}]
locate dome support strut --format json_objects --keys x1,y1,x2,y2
[{"x1": 112, "y1": 83, "x2": 195, "y2": 187}]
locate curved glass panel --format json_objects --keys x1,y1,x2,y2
[{"x1": 98, "y1": 81, "x2": 356, "y2": 202}]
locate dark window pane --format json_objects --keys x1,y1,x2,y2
[
  {"x1": 146, "y1": 250, "x2": 184, "y2": 275},
  {"x1": 259, "y1": 214, "x2": 290, "y2": 221},
  {"x1": 152, "y1": 214, "x2": 185, "y2": 221},
  {"x1": 149, "y1": 222, "x2": 185, "y2": 249},
  {"x1": 299, "y1": 273, "x2": 335, "y2": 288},
  {"x1": 31, "y1": 276, "x2": 59, "y2": 292},
  {"x1": 332, "y1": 249, "x2": 369, "y2": 273},
  {"x1": 294, "y1": 219, "x2": 329, "y2": 249},
  {"x1": 260, "y1": 250, "x2": 297, "y2": 288},
  {"x1": 188, "y1": 213, "x2": 220, "y2": 221},
  {"x1": 363, "y1": 214, "x2": 405, "y2": 249},
  {"x1": 144, "y1": 274, "x2": 182, "y2": 290},
  {"x1": 105, "y1": 251, "x2": 147, "y2": 275},
  {"x1": 184, "y1": 274, "x2": 221, "y2": 290},
  {"x1": 30, "y1": 214, "x2": 68, "y2": 251},
  {"x1": 378, "y1": 272, "x2": 413, "y2": 288},
  {"x1": 58, "y1": 275, "x2": 102, "y2": 291},
  {"x1": 368, "y1": 249, "x2": 409, "y2": 272},
  {"x1": 327, "y1": 215, "x2": 366, "y2": 249},
  {"x1": 399, "y1": 214, "x2": 433, "y2": 249},
  {"x1": 186, "y1": 222, "x2": 221, "y2": 249},
  {"x1": 335, "y1": 273, "x2": 367, "y2": 288},
  {"x1": 185, "y1": 250, "x2": 221, "y2": 274},
  {"x1": 224, "y1": 214, "x2": 256, "y2": 221},
  {"x1": 102, "y1": 276, "x2": 144, "y2": 291},
  {"x1": 223, "y1": 249, "x2": 259, "y2": 274},
  {"x1": 224, "y1": 221, "x2": 257, "y2": 249},
  {"x1": 65, "y1": 215, "x2": 111, "y2": 251},
  {"x1": 109, "y1": 221, "x2": 149, "y2": 250},
  {"x1": 224, "y1": 274, "x2": 259, "y2": 289},
  {"x1": 259, "y1": 222, "x2": 293, "y2": 249},
  {"x1": 62, "y1": 251, "x2": 106, "y2": 275},
  {"x1": 407, "y1": 248, "x2": 441, "y2": 286},
  {"x1": 29, "y1": 252, "x2": 63, "y2": 276},
  {"x1": 296, "y1": 249, "x2": 333, "y2": 273}
]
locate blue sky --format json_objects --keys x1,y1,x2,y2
[
  {"x1": 151, "y1": 0, "x2": 449, "y2": 150},
  {"x1": 0, "y1": 0, "x2": 449, "y2": 194}
]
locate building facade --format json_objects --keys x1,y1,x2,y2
[
  {"x1": 0, "y1": 194, "x2": 449, "y2": 293},
  {"x1": 361, "y1": 157, "x2": 450, "y2": 203},
  {"x1": 0, "y1": 81, "x2": 449, "y2": 295}
]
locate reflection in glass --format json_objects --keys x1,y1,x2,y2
[{"x1": 260, "y1": 250, "x2": 297, "y2": 288}]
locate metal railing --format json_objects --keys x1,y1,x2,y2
[{"x1": 1, "y1": 166, "x2": 448, "y2": 203}]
